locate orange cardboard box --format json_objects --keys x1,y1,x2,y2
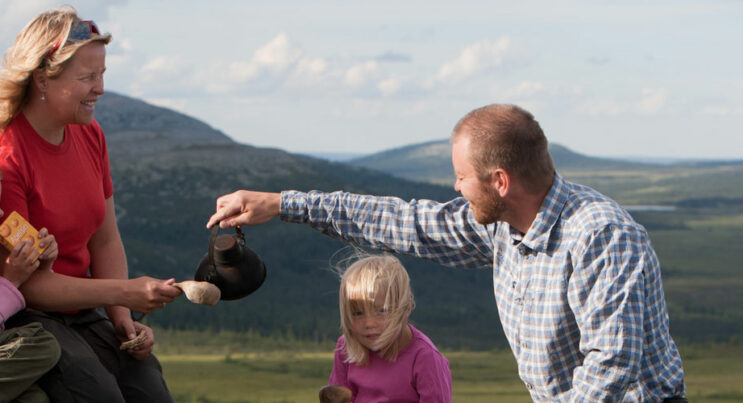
[{"x1": 0, "y1": 211, "x2": 47, "y2": 259}]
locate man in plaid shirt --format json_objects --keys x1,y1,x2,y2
[{"x1": 207, "y1": 104, "x2": 686, "y2": 402}]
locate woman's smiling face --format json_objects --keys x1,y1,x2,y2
[{"x1": 45, "y1": 41, "x2": 106, "y2": 127}]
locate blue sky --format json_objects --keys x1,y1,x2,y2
[{"x1": 2, "y1": 0, "x2": 742, "y2": 159}]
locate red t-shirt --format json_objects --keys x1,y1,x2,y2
[{"x1": 0, "y1": 113, "x2": 113, "y2": 278}]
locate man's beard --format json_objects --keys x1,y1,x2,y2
[{"x1": 472, "y1": 187, "x2": 506, "y2": 225}]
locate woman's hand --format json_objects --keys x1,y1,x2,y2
[
  {"x1": 37, "y1": 227, "x2": 58, "y2": 271},
  {"x1": 122, "y1": 277, "x2": 182, "y2": 313},
  {"x1": 113, "y1": 316, "x2": 155, "y2": 360}
]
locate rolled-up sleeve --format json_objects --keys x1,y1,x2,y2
[{"x1": 280, "y1": 190, "x2": 494, "y2": 269}]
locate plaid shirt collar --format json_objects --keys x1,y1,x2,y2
[{"x1": 516, "y1": 173, "x2": 568, "y2": 254}]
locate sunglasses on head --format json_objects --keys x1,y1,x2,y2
[{"x1": 45, "y1": 20, "x2": 100, "y2": 60}]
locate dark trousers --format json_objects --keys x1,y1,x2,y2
[{"x1": 8, "y1": 310, "x2": 173, "y2": 403}]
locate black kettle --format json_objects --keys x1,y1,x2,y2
[{"x1": 194, "y1": 226, "x2": 266, "y2": 300}]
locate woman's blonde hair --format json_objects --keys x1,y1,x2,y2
[
  {"x1": 338, "y1": 253, "x2": 415, "y2": 365},
  {"x1": 0, "y1": 5, "x2": 111, "y2": 129}
]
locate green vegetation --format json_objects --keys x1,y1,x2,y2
[
  {"x1": 95, "y1": 92, "x2": 743, "y2": 401},
  {"x1": 154, "y1": 333, "x2": 743, "y2": 402},
  {"x1": 100, "y1": 91, "x2": 742, "y2": 349}
]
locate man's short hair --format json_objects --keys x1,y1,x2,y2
[{"x1": 452, "y1": 104, "x2": 555, "y2": 193}]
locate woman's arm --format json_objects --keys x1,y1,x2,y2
[
  {"x1": 88, "y1": 195, "x2": 136, "y2": 326},
  {"x1": 21, "y1": 197, "x2": 181, "y2": 313}
]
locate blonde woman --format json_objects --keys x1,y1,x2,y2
[
  {"x1": 0, "y1": 7, "x2": 180, "y2": 402},
  {"x1": 330, "y1": 254, "x2": 452, "y2": 402}
]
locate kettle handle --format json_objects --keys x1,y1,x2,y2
[{"x1": 207, "y1": 225, "x2": 246, "y2": 268}]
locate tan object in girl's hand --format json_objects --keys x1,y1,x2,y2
[
  {"x1": 174, "y1": 281, "x2": 221, "y2": 306},
  {"x1": 319, "y1": 384, "x2": 352, "y2": 403}
]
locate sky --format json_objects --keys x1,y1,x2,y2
[{"x1": 1, "y1": 0, "x2": 742, "y2": 160}]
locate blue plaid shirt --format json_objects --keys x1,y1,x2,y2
[{"x1": 281, "y1": 174, "x2": 685, "y2": 402}]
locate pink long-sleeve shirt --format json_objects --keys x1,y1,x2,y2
[
  {"x1": 0, "y1": 277, "x2": 25, "y2": 331},
  {"x1": 329, "y1": 324, "x2": 452, "y2": 403}
]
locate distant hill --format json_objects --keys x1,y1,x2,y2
[
  {"x1": 97, "y1": 92, "x2": 497, "y2": 349},
  {"x1": 347, "y1": 139, "x2": 656, "y2": 185},
  {"x1": 346, "y1": 138, "x2": 743, "y2": 205},
  {"x1": 95, "y1": 92, "x2": 742, "y2": 347}
]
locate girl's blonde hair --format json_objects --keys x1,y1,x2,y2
[
  {"x1": 0, "y1": 5, "x2": 111, "y2": 129},
  {"x1": 338, "y1": 253, "x2": 415, "y2": 365}
]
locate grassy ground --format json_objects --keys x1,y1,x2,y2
[
  {"x1": 155, "y1": 165, "x2": 743, "y2": 402},
  {"x1": 160, "y1": 342, "x2": 743, "y2": 403}
]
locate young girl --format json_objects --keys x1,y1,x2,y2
[
  {"x1": 0, "y1": 207, "x2": 60, "y2": 402},
  {"x1": 328, "y1": 254, "x2": 452, "y2": 403}
]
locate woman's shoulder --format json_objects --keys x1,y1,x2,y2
[
  {"x1": 0, "y1": 114, "x2": 32, "y2": 166},
  {"x1": 1, "y1": 113, "x2": 30, "y2": 144},
  {"x1": 66, "y1": 119, "x2": 107, "y2": 153},
  {"x1": 67, "y1": 119, "x2": 105, "y2": 139}
]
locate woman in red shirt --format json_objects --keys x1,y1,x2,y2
[{"x1": 0, "y1": 6, "x2": 181, "y2": 402}]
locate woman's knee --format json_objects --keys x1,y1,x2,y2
[{"x1": 42, "y1": 355, "x2": 126, "y2": 403}]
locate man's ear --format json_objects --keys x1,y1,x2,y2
[{"x1": 489, "y1": 168, "x2": 510, "y2": 197}]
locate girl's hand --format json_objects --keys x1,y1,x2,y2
[
  {"x1": 4, "y1": 239, "x2": 41, "y2": 287},
  {"x1": 37, "y1": 228, "x2": 58, "y2": 271}
]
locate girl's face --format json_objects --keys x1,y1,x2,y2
[
  {"x1": 349, "y1": 293, "x2": 389, "y2": 351},
  {"x1": 45, "y1": 41, "x2": 106, "y2": 127}
]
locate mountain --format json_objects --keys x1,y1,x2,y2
[
  {"x1": 96, "y1": 92, "x2": 498, "y2": 349},
  {"x1": 96, "y1": 92, "x2": 742, "y2": 347},
  {"x1": 346, "y1": 139, "x2": 657, "y2": 185}
]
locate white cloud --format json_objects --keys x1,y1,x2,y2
[
  {"x1": 701, "y1": 106, "x2": 743, "y2": 116},
  {"x1": 140, "y1": 56, "x2": 179, "y2": 75},
  {"x1": 0, "y1": 1, "x2": 127, "y2": 49},
  {"x1": 290, "y1": 57, "x2": 328, "y2": 82},
  {"x1": 251, "y1": 33, "x2": 302, "y2": 74},
  {"x1": 127, "y1": 55, "x2": 186, "y2": 96},
  {"x1": 224, "y1": 33, "x2": 302, "y2": 83},
  {"x1": 196, "y1": 33, "x2": 339, "y2": 95},
  {"x1": 344, "y1": 61, "x2": 379, "y2": 88},
  {"x1": 378, "y1": 78, "x2": 402, "y2": 96},
  {"x1": 636, "y1": 88, "x2": 667, "y2": 115},
  {"x1": 143, "y1": 97, "x2": 187, "y2": 112},
  {"x1": 574, "y1": 88, "x2": 670, "y2": 117},
  {"x1": 575, "y1": 99, "x2": 627, "y2": 116},
  {"x1": 0, "y1": 0, "x2": 55, "y2": 42},
  {"x1": 431, "y1": 37, "x2": 511, "y2": 85},
  {"x1": 501, "y1": 81, "x2": 544, "y2": 99}
]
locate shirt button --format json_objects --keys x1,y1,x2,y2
[
  {"x1": 521, "y1": 342, "x2": 528, "y2": 348},
  {"x1": 525, "y1": 383, "x2": 533, "y2": 390},
  {"x1": 512, "y1": 281, "x2": 517, "y2": 289}
]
